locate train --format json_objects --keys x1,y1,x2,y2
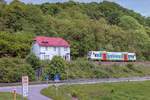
[{"x1": 87, "y1": 51, "x2": 136, "y2": 61}]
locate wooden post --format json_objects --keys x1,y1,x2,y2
[{"x1": 13, "y1": 90, "x2": 16, "y2": 100}]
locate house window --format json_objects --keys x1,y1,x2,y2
[
  {"x1": 44, "y1": 55, "x2": 49, "y2": 59},
  {"x1": 45, "y1": 47, "x2": 48, "y2": 51},
  {"x1": 54, "y1": 47, "x2": 56, "y2": 51},
  {"x1": 41, "y1": 47, "x2": 46, "y2": 51},
  {"x1": 48, "y1": 47, "x2": 51, "y2": 51},
  {"x1": 64, "y1": 47, "x2": 67, "y2": 51}
]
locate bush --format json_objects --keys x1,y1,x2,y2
[
  {"x1": 94, "y1": 70, "x2": 110, "y2": 78},
  {"x1": 26, "y1": 53, "x2": 41, "y2": 70},
  {"x1": 42, "y1": 58, "x2": 150, "y2": 80},
  {"x1": 68, "y1": 58, "x2": 110, "y2": 79},
  {"x1": 44, "y1": 56, "x2": 67, "y2": 80},
  {"x1": 0, "y1": 57, "x2": 35, "y2": 82}
]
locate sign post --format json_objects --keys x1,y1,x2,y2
[
  {"x1": 22, "y1": 76, "x2": 29, "y2": 99},
  {"x1": 13, "y1": 89, "x2": 16, "y2": 100}
]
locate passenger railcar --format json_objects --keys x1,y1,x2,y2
[{"x1": 87, "y1": 51, "x2": 136, "y2": 61}]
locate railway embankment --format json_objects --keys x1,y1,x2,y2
[{"x1": 66, "y1": 58, "x2": 150, "y2": 79}]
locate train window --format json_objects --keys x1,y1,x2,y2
[
  {"x1": 117, "y1": 55, "x2": 119, "y2": 58},
  {"x1": 119, "y1": 55, "x2": 121, "y2": 58},
  {"x1": 112, "y1": 55, "x2": 115, "y2": 58},
  {"x1": 95, "y1": 53, "x2": 101, "y2": 57},
  {"x1": 112, "y1": 55, "x2": 114, "y2": 58},
  {"x1": 107, "y1": 55, "x2": 109, "y2": 58},
  {"x1": 95, "y1": 54, "x2": 97, "y2": 57},
  {"x1": 95, "y1": 54, "x2": 98, "y2": 57},
  {"x1": 116, "y1": 55, "x2": 118, "y2": 58},
  {"x1": 99, "y1": 54, "x2": 101, "y2": 57},
  {"x1": 111, "y1": 55, "x2": 113, "y2": 58},
  {"x1": 128, "y1": 55, "x2": 134, "y2": 58}
]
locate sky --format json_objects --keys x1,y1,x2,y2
[{"x1": 5, "y1": 0, "x2": 150, "y2": 17}]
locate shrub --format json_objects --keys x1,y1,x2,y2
[
  {"x1": 44, "y1": 56, "x2": 67, "y2": 80},
  {"x1": 0, "y1": 57, "x2": 35, "y2": 82},
  {"x1": 93, "y1": 70, "x2": 110, "y2": 78},
  {"x1": 26, "y1": 53, "x2": 41, "y2": 70}
]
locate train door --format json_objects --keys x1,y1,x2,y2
[{"x1": 124, "y1": 54, "x2": 128, "y2": 61}]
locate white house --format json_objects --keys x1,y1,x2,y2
[{"x1": 32, "y1": 36, "x2": 70, "y2": 61}]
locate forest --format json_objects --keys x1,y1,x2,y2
[
  {"x1": 0, "y1": 0, "x2": 150, "y2": 60},
  {"x1": 0, "y1": 0, "x2": 150, "y2": 82}
]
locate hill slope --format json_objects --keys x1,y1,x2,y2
[{"x1": 0, "y1": 1, "x2": 150, "y2": 60}]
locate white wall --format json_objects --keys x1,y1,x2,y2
[
  {"x1": 32, "y1": 42, "x2": 40, "y2": 58},
  {"x1": 32, "y1": 43, "x2": 70, "y2": 61}
]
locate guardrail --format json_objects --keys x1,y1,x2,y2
[
  {"x1": 1, "y1": 76, "x2": 150, "y2": 87},
  {"x1": 0, "y1": 81, "x2": 50, "y2": 87}
]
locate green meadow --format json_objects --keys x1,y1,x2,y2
[
  {"x1": 0, "y1": 92, "x2": 27, "y2": 100},
  {"x1": 41, "y1": 81, "x2": 150, "y2": 100}
]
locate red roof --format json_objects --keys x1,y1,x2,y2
[{"x1": 34, "y1": 36, "x2": 70, "y2": 47}]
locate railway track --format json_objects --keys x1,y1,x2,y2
[{"x1": 94, "y1": 61, "x2": 150, "y2": 66}]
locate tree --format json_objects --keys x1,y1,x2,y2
[
  {"x1": 146, "y1": 17, "x2": 150, "y2": 27},
  {"x1": 0, "y1": 32, "x2": 34, "y2": 58},
  {"x1": 107, "y1": 12, "x2": 120, "y2": 25},
  {"x1": 0, "y1": 57, "x2": 35, "y2": 82},
  {"x1": 0, "y1": 0, "x2": 6, "y2": 4},
  {"x1": 3, "y1": 0, "x2": 26, "y2": 32},
  {"x1": 119, "y1": 15, "x2": 142, "y2": 30},
  {"x1": 26, "y1": 53, "x2": 41, "y2": 70},
  {"x1": 0, "y1": 1, "x2": 149, "y2": 60},
  {"x1": 44, "y1": 56, "x2": 67, "y2": 80}
]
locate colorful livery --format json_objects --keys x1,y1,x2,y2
[{"x1": 87, "y1": 51, "x2": 136, "y2": 61}]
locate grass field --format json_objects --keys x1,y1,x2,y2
[
  {"x1": 41, "y1": 81, "x2": 150, "y2": 100},
  {"x1": 0, "y1": 92, "x2": 27, "y2": 100}
]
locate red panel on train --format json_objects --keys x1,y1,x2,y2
[
  {"x1": 124, "y1": 54, "x2": 128, "y2": 61},
  {"x1": 102, "y1": 53, "x2": 107, "y2": 61}
]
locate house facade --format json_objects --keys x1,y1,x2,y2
[{"x1": 32, "y1": 36, "x2": 70, "y2": 61}]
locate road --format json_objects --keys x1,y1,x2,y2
[
  {"x1": 0, "y1": 84, "x2": 51, "y2": 100},
  {"x1": 0, "y1": 76, "x2": 150, "y2": 100}
]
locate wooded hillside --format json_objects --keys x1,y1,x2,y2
[{"x1": 0, "y1": 0, "x2": 150, "y2": 60}]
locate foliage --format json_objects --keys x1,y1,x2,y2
[
  {"x1": 43, "y1": 56, "x2": 67, "y2": 80},
  {"x1": 119, "y1": 15, "x2": 142, "y2": 30},
  {"x1": 0, "y1": 31, "x2": 34, "y2": 58},
  {"x1": 65, "y1": 58, "x2": 150, "y2": 79},
  {"x1": 0, "y1": 57, "x2": 35, "y2": 82},
  {"x1": 0, "y1": 0, "x2": 149, "y2": 60},
  {"x1": 0, "y1": 0, "x2": 6, "y2": 4},
  {"x1": 26, "y1": 53, "x2": 41, "y2": 70},
  {"x1": 41, "y1": 81, "x2": 150, "y2": 100},
  {"x1": 0, "y1": 92, "x2": 27, "y2": 100},
  {"x1": 0, "y1": 0, "x2": 150, "y2": 83}
]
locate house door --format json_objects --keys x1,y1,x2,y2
[
  {"x1": 58, "y1": 47, "x2": 61, "y2": 56},
  {"x1": 65, "y1": 53, "x2": 70, "y2": 61}
]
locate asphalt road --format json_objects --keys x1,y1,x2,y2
[
  {"x1": 1, "y1": 76, "x2": 150, "y2": 100},
  {"x1": 0, "y1": 84, "x2": 51, "y2": 100}
]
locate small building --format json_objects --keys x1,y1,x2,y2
[{"x1": 32, "y1": 36, "x2": 70, "y2": 61}]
